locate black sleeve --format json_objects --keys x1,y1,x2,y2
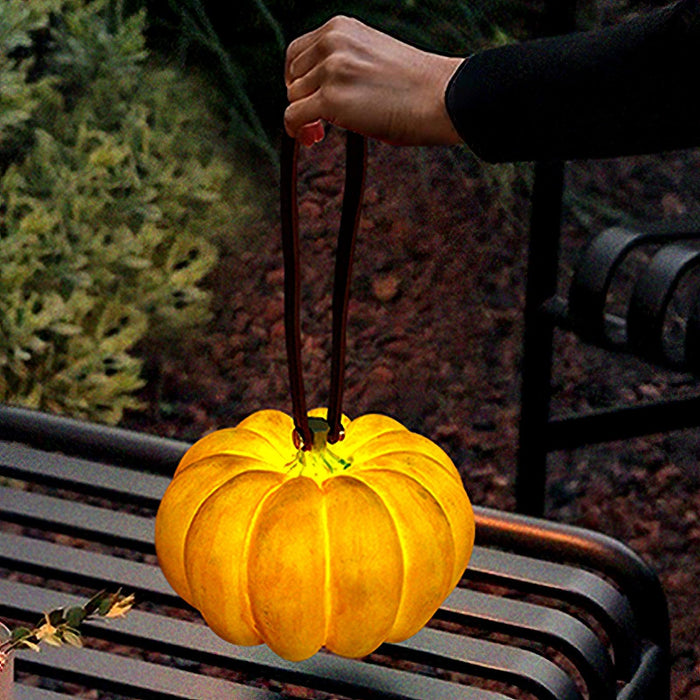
[{"x1": 445, "y1": 0, "x2": 700, "y2": 162}]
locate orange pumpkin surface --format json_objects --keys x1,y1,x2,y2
[{"x1": 155, "y1": 408, "x2": 475, "y2": 661}]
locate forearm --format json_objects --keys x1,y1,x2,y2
[{"x1": 447, "y1": 0, "x2": 700, "y2": 161}]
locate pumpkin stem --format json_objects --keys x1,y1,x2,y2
[
  {"x1": 308, "y1": 417, "x2": 331, "y2": 452},
  {"x1": 289, "y1": 417, "x2": 352, "y2": 478}
]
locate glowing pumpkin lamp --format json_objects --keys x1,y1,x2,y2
[{"x1": 155, "y1": 408, "x2": 474, "y2": 661}]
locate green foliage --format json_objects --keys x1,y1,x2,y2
[
  {"x1": 1, "y1": 0, "x2": 254, "y2": 424},
  {"x1": 1, "y1": 589, "x2": 134, "y2": 659},
  {"x1": 0, "y1": 0, "x2": 61, "y2": 162}
]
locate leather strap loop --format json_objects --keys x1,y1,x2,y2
[{"x1": 281, "y1": 130, "x2": 367, "y2": 449}]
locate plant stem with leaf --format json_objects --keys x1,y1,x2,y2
[{"x1": 0, "y1": 589, "x2": 135, "y2": 671}]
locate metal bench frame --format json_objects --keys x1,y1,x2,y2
[
  {"x1": 515, "y1": 161, "x2": 700, "y2": 517},
  {"x1": 0, "y1": 404, "x2": 669, "y2": 699}
]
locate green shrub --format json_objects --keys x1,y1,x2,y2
[
  {"x1": 0, "y1": 0, "x2": 255, "y2": 423},
  {"x1": 0, "y1": 0, "x2": 62, "y2": 165}
]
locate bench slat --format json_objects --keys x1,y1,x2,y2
[
  {"x1": 390, "y1": 626, "x2": 581, "y2": 700},
  {"x1": 0, "y1": 487, "x2": 154, "y2": 552},
  {"x1": 0, "y1": 532, "x2": 174, "y2": 601},
  {"x1": 442, "y1": 587, "x2": 613, "y2": 698},
  {"x1": 16, "y1": 644, "x2": 275, "y2": 700},
  {"x1": 469, "y1": 545, "x2": 638, "y2": 677},
  {"x1": 0, "y1": 440, "x2": 168, "y2": 504}
]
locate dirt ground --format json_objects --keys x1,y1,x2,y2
[{"x1": 123, "y1": 129, "x2": 700, "y2": 698}]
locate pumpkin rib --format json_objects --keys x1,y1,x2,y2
[
  {"x1": 320, "y1": 491, "x2": 332, "y2": 646},
  {"x1": 355, "y1": 462, "x2": 474, "y2": 589},
  {"x1": 183, "y1": 469, "x2": 286, "y2": 647},
  {"x1": 351, "y1": 469, "x2": 456, "y2": 640},
  {"x1": 246, "y1": 477, "x2": 328, "y2": 660},
  {"x1": 157, "y1": 458, "x2": 273, "y2": 604},
  {"x1": 175, "y1": 477, "x2": 230, "y2": 604},
  {"x1": 228, "y1": 427, "x2": 293, "y2": 461},
  {"x1": 332, "y1": 475, "x2": 406, "y2": 643},
  {"x1": 361, "y1": 467, "x2": 458, "y2": 591},
  {"x1": 235, "y1": 410, "x2": 298, "y2": 460},
  {"x1": 180, "y1": 472, "x2": 249, "y2": 599},
  {"x1": 241, "y1": 476, "x2": 290, "y2": 641},
  {"x1": 181, "y1": 465, "x2": 280, "y2": 602},
  {"x1": 175, "y1": 454, "x2": 275, "y2": 479},
  {"x1": 348, "y1": 431, "x2": 460, "y2": 481},
  {"x1": 322, "y1": 475, "x2": 405, "y2": 657},
  {"x1": 175, "y1": 429, "x2": 238, "y2": 474},
  {"x1": 338, "y1": 415, "x2": 407, "y2": 455},
  {"x1": 177, "y1": 429, "x2": 292, "y2": 474}
]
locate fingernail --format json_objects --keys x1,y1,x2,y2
[
  {"x1": 310, "y1": 121, "x2": 325, "y2": 142},
  {"x1": 298, "y1": 123, "x2": 324, "y2": 147}
]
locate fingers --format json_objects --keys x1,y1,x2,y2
[
  {"x1": 286, "y1": 61, "x2": 321, "y2": 105},
  {"x1": 285, "y1": 21, "x2": 336, "y2": 143},
  {"x1": 285, "y1": 16, "x2": 356, "y2": 85},
  {"x1": 285, "y1": 35, "x2": 316, "y2": 86},
  {"x1": 285, "y1": 19, "x2": 359, "y2": 142},
  {"x1": 284, "y1": 87, "x2": 330, "y2": 143},
  {"x1": 286, "y1": 34, "x2": 325, "y2": 87}
]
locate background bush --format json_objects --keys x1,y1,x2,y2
[{"x1": 0, "y1": 0, "x2": 256, "y2": 423}]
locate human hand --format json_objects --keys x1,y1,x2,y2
[{"x1": 284, "y1": 15, "x2": 464, "y2": 147}]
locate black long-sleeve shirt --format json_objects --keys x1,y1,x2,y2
[{"x1": 445, "y1": 0, "x2": 700, "y2": 162}]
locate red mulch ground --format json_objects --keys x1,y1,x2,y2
[{"x1": 123, "y1": 129, "x2": 700, "y2": 699}]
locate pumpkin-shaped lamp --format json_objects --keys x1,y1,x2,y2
[{"x1": 155, "y1": 408, "x2": 475, "y2": 661}]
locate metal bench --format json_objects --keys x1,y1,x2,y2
[
  {"x1": 515, "y1": 160, "x2": 700, "y2": 518},
  {"x1": 0, "y1": 403, "x2": 669, "y2": 699}
]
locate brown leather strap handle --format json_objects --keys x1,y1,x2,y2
[
  {"x1": 281, "y1": 130, "x2": 367, "y2": 449},
  {"x1": 280, "y1": 134, "x2": 309, "y2": 447}
]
